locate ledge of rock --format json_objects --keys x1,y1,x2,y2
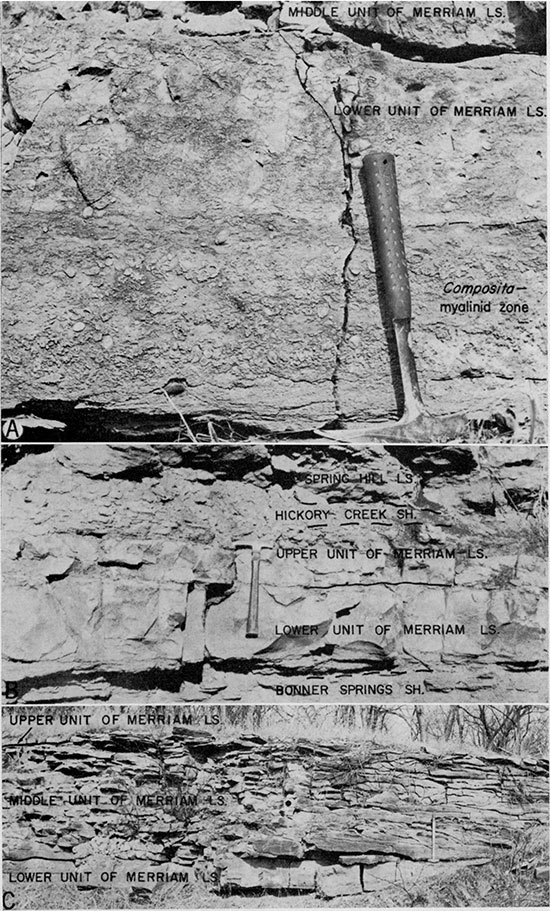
[
  {"x1": 1, "y1": 2, "x2": 546, "y2": 438},
  {"x1": 317, "y1": 2, "x2": 546, "y2": 57},
  {"x1": 3, "y1": 443, "x2": 547, "y2": 702},
  {"x1": 3, "y1": 714, "x2": 548, "y2": 904}
]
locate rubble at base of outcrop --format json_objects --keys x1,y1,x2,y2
[
  {"x1": 2, "y1": 444, "x2": 547, "y2": 703},
  {"x1": 3, "y1": 724, "x2": 548, "y2": 904}
]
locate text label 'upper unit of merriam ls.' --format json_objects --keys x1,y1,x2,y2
[
  {"x1": 2, "y1": 704, "x2": 549, "y2": 909},
  {"x1": 2, "y1": 442, "x2": 547, "y2": 704}
]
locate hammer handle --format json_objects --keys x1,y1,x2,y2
[
  {"x1": 362, "y1": 152, "x2": 411, "y2": 322},
  {"x1": 245, "y1": 551, "x2": 260, "y2": 638}
]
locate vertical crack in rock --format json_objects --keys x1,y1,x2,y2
[
  {"x1": 60, "y1": 136, "x2": 93, "y2": 206},
  {"x1": 279, "y1": 33, "x2": 358, "y2": 423},
  {"x1": 337, "y1": 187, "x2": 359, "y2": 421}
]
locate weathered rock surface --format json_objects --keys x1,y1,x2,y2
[
  {"x1": 2, "y1": 443, "x2": 547, "y2": 702},
  {"x1": 306, "y1": 42, "x2": 547, "y2": 428},
  {"x1": 1, "y1": 2, "x2": 546, "y2": 440},
  {"x1": 315, "y1": 1, "x2": 547, "y2": 56},
  {"x1": 3, "y1": 713, "x2": 548, "y2": 904},
  {"x1": 2, "y1": 1, "x2": 347, "y2": 432}
]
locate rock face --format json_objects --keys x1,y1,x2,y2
[
  {"x1": 2, "y1": 443, "x2": 546, "y2": 702},
  {"x1": 3, "y1": 713, "x2": 548, "y2": 905},
  {"x1": 1, "y1": 1, "x2": 546, "y2": 440},
  {"x1": 318, "y1": 1, "x2": 547, "y2": 55},
  {"x1": 1, "y1": 1, "x2": 348, "y2": 432}
]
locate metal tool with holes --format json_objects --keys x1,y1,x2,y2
[
  {"x1": 233, "y1": 540, "x2": 272, "y2": 638},
  {"x1": 318, "y1": 152, "x2": 468, "y2": 443}
]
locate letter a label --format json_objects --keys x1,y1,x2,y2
[{"x1": 2, "y1": 419, "x2": 23, "y2": 441}]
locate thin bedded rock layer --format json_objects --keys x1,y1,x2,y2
[
  {"x1": 2, "y1": 721, "x2": 548, "y2": 902},
  {"x1": 2, "y1": 444, "x2": 547, "y2": 702}
]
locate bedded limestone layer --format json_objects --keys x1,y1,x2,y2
[
  {"x1": 2, "y1": 443, "x2": 547, "y2": 702},
  {"x1": 3, "y1": 721, "x2": 548, "y2": 904},
  {"x1": 2, "y1": 2, "x2": 546, "y2": 435}
]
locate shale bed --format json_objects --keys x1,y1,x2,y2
[
  {"x1": 2, "y1": 706, "x2": 548, "y2": 909},
  {"x1": 2, "y1": 443, "x2": 547, "y2": 703}
]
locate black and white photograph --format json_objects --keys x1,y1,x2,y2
[
  {"x1": 1, "y1": 3, "x2": 548, "y2": 911},
  {"x1": 1, "y1": 0, "x2": 546, "y2": 444},
  {"x1": 2, "y1": 704, "x2": 549, "y2": 909},
  {"x1": 2, "y1": 442, "x2": 547, "y2": 703}
]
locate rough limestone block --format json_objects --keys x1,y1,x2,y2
[
  {"x1": 181, "y1": 583, "x2": 206, "y2": 664},
  {"x1": 177, "y1": 9, "x2": 262, "y2": 36},
  {"x1": 3, "y1": 586, "x2": 78, "y2": 677},
  {"x1": 219, "y1": 855, "x2": 316, "y2": 890},
  {"x1": 2, "y1": 19, "x2": 348, "y2": 429},
  {"x1": 400, "y1": 586, "x2": 446, "y2": 655},
  {"x1": 56, "y1": 445, "x2": 162, "y2": 479},
  {"x1": 455, "y1": 554, "x2": 517, "y2": 587},
  {"x1": 307, "y1": 831, "x2": 427, "y2": 861},
  {"x1": 443, "y1": 588, "x2": 490, "y2": 657},
  {"x1": 248, "y1": 835, "x2": 304, "y2": 859},
  {"x1": 99, "y1": 539, "x2": 149, "y2": 568},
  {"x1": 488, "y1": 589, "x2": 546, "y2": 637},
  {"x1": 205, "y1": 587, "x2": 355, "y2": 662},
  {"x1": 399, "y1": 552, "x2": 456, "y2": 586},
  {"x1": 515, "y1": 554, "x2": 547, "y2": 590},
  {"x1": 287, "y1": 860, "x2": 318, "y2": 889},
  {"x1": 315, "y1": 863, "x2": 362, "y2": 898},
  {"x1": 157, "y1": 581, "x2": 187, "y2": 632}
]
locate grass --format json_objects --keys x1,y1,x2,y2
[
  {"x1": 9, "y1": 830, "x2": 548, "y2": 910},
  {"x1": 0, "y1": 883, "x2": 383, "y2": 909},
  {"x1": 455, "y1": 387, "x2": 545, "y2": 445},
  {"x1": 401, "y1": 825, "x2": 549, "y2": 908},
  {"x1": 4, "y1": 712, "x2": 547, "y2": 910},
  {"x1": 473, "y1": 446, "x2": 548, "y2": 558},
  {"x1": 3, "y1": 705, "x2": 548, "y2": 758},
  {"x1": 4, "y1": 886, "x2": 131, "y2": 911}
]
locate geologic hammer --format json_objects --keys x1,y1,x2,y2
[
  {"x1": 318, "y1": 152, "x2": 468, "y2": 443},
  {"x1": 233, "y1": 539, "x2": 272, "y2": 638}
]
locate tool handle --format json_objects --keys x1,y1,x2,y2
[
  {"x1": 362, "y1": 152, "x2": 411, "y2": 322},
  {"x1": 245, "y1": 552, "x2": 260, "y2": 638}
]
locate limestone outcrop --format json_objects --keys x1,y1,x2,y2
[
  {"x1": 1, "y1": 1, "x2": 546, "y2": 441},
  {"x1": 2, "y1": 443, "x2": 547, "y2": 702},
  {"x1": 3, "y1": 713, "x2": 548, "y2": 905}
]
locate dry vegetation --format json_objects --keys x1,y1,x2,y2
[
  {"x1": 10, "y1": 826, "x2": 549, "y2": 910},
  {"x1": 4, "y1": 705, "x2": 547, "y2": 757},
  {"x1": 4, "y1": 706, "x2": 547, "y2": 909}
]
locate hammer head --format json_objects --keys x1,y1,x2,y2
[
  {"x1": 233, "y1": 539, "x2": 274, "y2": 555},
  {"x1": 232, "y1": 539, "x2": 275, "y2": 640}
]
